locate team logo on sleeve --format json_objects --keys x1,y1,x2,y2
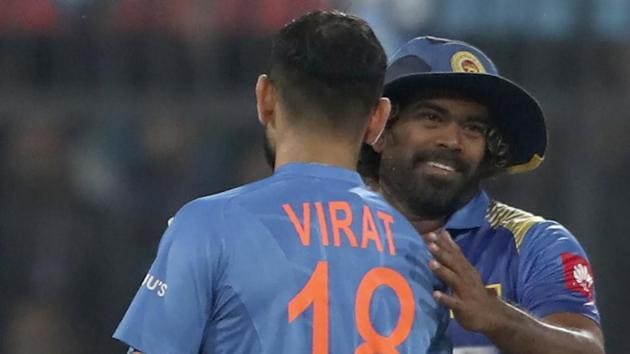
[{"x1": 561, "y1": 253, "x2": 593, "y2": 299}]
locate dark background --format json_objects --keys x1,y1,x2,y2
[{"x1": 0, "y1": 0, "x2": 628, "y2": 353}]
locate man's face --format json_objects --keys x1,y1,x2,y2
[{"x1": 378, "y1": 95, "x2": 489, "y2": 218}]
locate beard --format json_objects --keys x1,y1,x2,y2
[{"x1": 379, "y1": 148, "x2": 481, "y2": 218}]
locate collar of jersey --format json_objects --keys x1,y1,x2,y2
[
  {"x1": 274, "y1": 162, "x2": 366, "y2": 186},
  {"x1": 445, "y1": 190, "x2": 490, "y2": 230}
]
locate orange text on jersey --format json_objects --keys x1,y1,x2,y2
[{"x1": 282, "y1": 201, "x2": 396, "y2": 256}]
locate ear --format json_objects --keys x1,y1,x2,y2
[
  {"x1": 364, "y1": 97, "x2": 391, "y2": 151},
  {"x1": 255, "y1": 74, "x2": 276, "y2": 126}
]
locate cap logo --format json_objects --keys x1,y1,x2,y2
[{"x1": 451, "y1": 51, "x2": 486, "y2": 73}]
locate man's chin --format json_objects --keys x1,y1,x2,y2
[
  {"x1": 406, "y1": 183, "x2": 467, "y2": 217},
  {"x1": 408, "y1": 173, "x2": 473, "y2": 209}
]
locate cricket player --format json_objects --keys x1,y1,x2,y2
[
  {"x1": 114, "y1": 12, "x2": 450, "y2": 354},
  {"x1": 359, "y1": 36, "x2": 604, "y2": 353}
]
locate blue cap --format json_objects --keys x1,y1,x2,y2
[{"x1": 385, "y1": 36, "x2": 547, "y2": 174}]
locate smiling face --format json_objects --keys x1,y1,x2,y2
[{"x1": 376, "y1": 93, "x2": 490, "y2": 218}]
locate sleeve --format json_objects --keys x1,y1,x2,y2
[
  {"x1": 113, "y1": 200, "x2": 224, "y2": 354},
  {"x1": 516, "y1": 222, "x2": 600, "y2": 324}
]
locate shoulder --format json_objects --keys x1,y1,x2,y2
[
  {"x1": 163, "y1": 181, "x2": 264, "y2": 243},
  {"x1": 485, "y1": 200, "x2": 546, "y2": 250},
  {"x1": 176, "y1": 178, "x2": 273, "y2": 221},
  {"x1": 485, "y1": 200, "x2": 576, "y2": 253}
]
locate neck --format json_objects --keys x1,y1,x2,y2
[
  {"x1": 274, "y1": 129, "x2": 361, "y2": 171},
  {"x1": 407, "y1": 217, "x2": 448, "y2": 235}
]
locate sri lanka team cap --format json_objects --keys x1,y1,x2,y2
[{"x1": 385, "y1": 36, "x2": 547, "y2": 174}]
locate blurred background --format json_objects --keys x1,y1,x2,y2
[{"x1": 0, "y1": 0, "x2": 628, "y2": 353}]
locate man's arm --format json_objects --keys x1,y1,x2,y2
[
  {"x1": 112, "y1": 199, "x2": 220, "y2": 353},
  {"x1": 427, "y1": 231, "x2": 605, "y2": 354},
  {"x1": 479, "y1": 299, "x2": 604, "y2": 354}
]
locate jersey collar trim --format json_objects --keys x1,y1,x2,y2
[
  {"x1": 274, "y1": 162, "x2": 366, "y2": 186},
  {"x1": 445, "y1": 190, "x2": 490, "y2": 230}
]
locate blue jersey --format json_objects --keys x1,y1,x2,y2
[
  {"x1": 114, "y1": 163, "x2": 450, "y2": 354},
  {"x1": 445, "y1": 191, "x2": 600, "y2": 353}
]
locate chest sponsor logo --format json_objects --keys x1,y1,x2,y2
[
  {"x1": 485, "y1": 283, "x2": 502, "y2": 297},
  {"x1": 451, "y1": 283, "x2": 501, "y2": 318},
  {"x1": 561, "y1": 253, "x2": 594, "y2": 299},
  {"x1": 142, "y1": 273, "x2": 168, "y2": 297}
]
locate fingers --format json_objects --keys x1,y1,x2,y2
[
  {"x1": 427, "y1": 240, "x2": 454, "y2": 268},
  {"x1": 426, "y1": 230, "x2": 482, "y2": 289},
  {"x1": 433, "y1": 290, "x2": 460, "y2": 309},
  {"x1": 426, "y1": 231, "x2": 465, "y2": 272},
  {"x1": 434, "y1": 229, "x2": 461, "y2": 252},
  {"x1": 429, "y1": 259, "x2": 459, "y2": 286}
]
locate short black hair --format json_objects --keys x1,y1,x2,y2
[{"x1": 270, "y1": 10, "x2": 387, "y2": 135}]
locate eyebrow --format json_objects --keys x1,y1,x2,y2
[
  {"x1": 406, "y1": 101, "x2": 490, "y2": 123},
  {"x1": 406, "y1": 101, "x2": 449, "y2": 115}
]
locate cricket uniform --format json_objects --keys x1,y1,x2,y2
[
  {"x1": 446, "y1": 191, "x2": 599, "y2": 354},
  {"x1": 114, "y1": 163, "x2": 450, "y2": 354}
]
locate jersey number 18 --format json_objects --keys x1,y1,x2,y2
[{"x1": 289, "y1": 261, "x2": 415, "y2": 354}]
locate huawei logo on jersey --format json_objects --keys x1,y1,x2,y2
[
  {"x1": 573, "y1": 263, "x2": 593, "y2": 292},
  {"x1": 561, "y1": 253, "x2": 594, "y2": 300}
]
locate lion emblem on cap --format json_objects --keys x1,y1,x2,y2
[{"x1": 451, "y1": 51, "x2": 486, "y2": 73}]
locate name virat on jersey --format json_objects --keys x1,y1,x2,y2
[{"x1": 283, "y1": 201, "x2": 397, "y2": 255}]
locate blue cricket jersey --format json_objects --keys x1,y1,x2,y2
[
  {"x1": 445, "y1": 191, "x2": 600, "y2": 354},
  {"x1": 114, "y1": 163, "x2": 451, "y2": 354}
]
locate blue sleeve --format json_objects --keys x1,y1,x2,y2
[
  {"x1": 516, "y1": 222, "x2": 599, "y2": 323},
  {"x1": 113, "y1": 199, "x2": 224, "y2": 354}
]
